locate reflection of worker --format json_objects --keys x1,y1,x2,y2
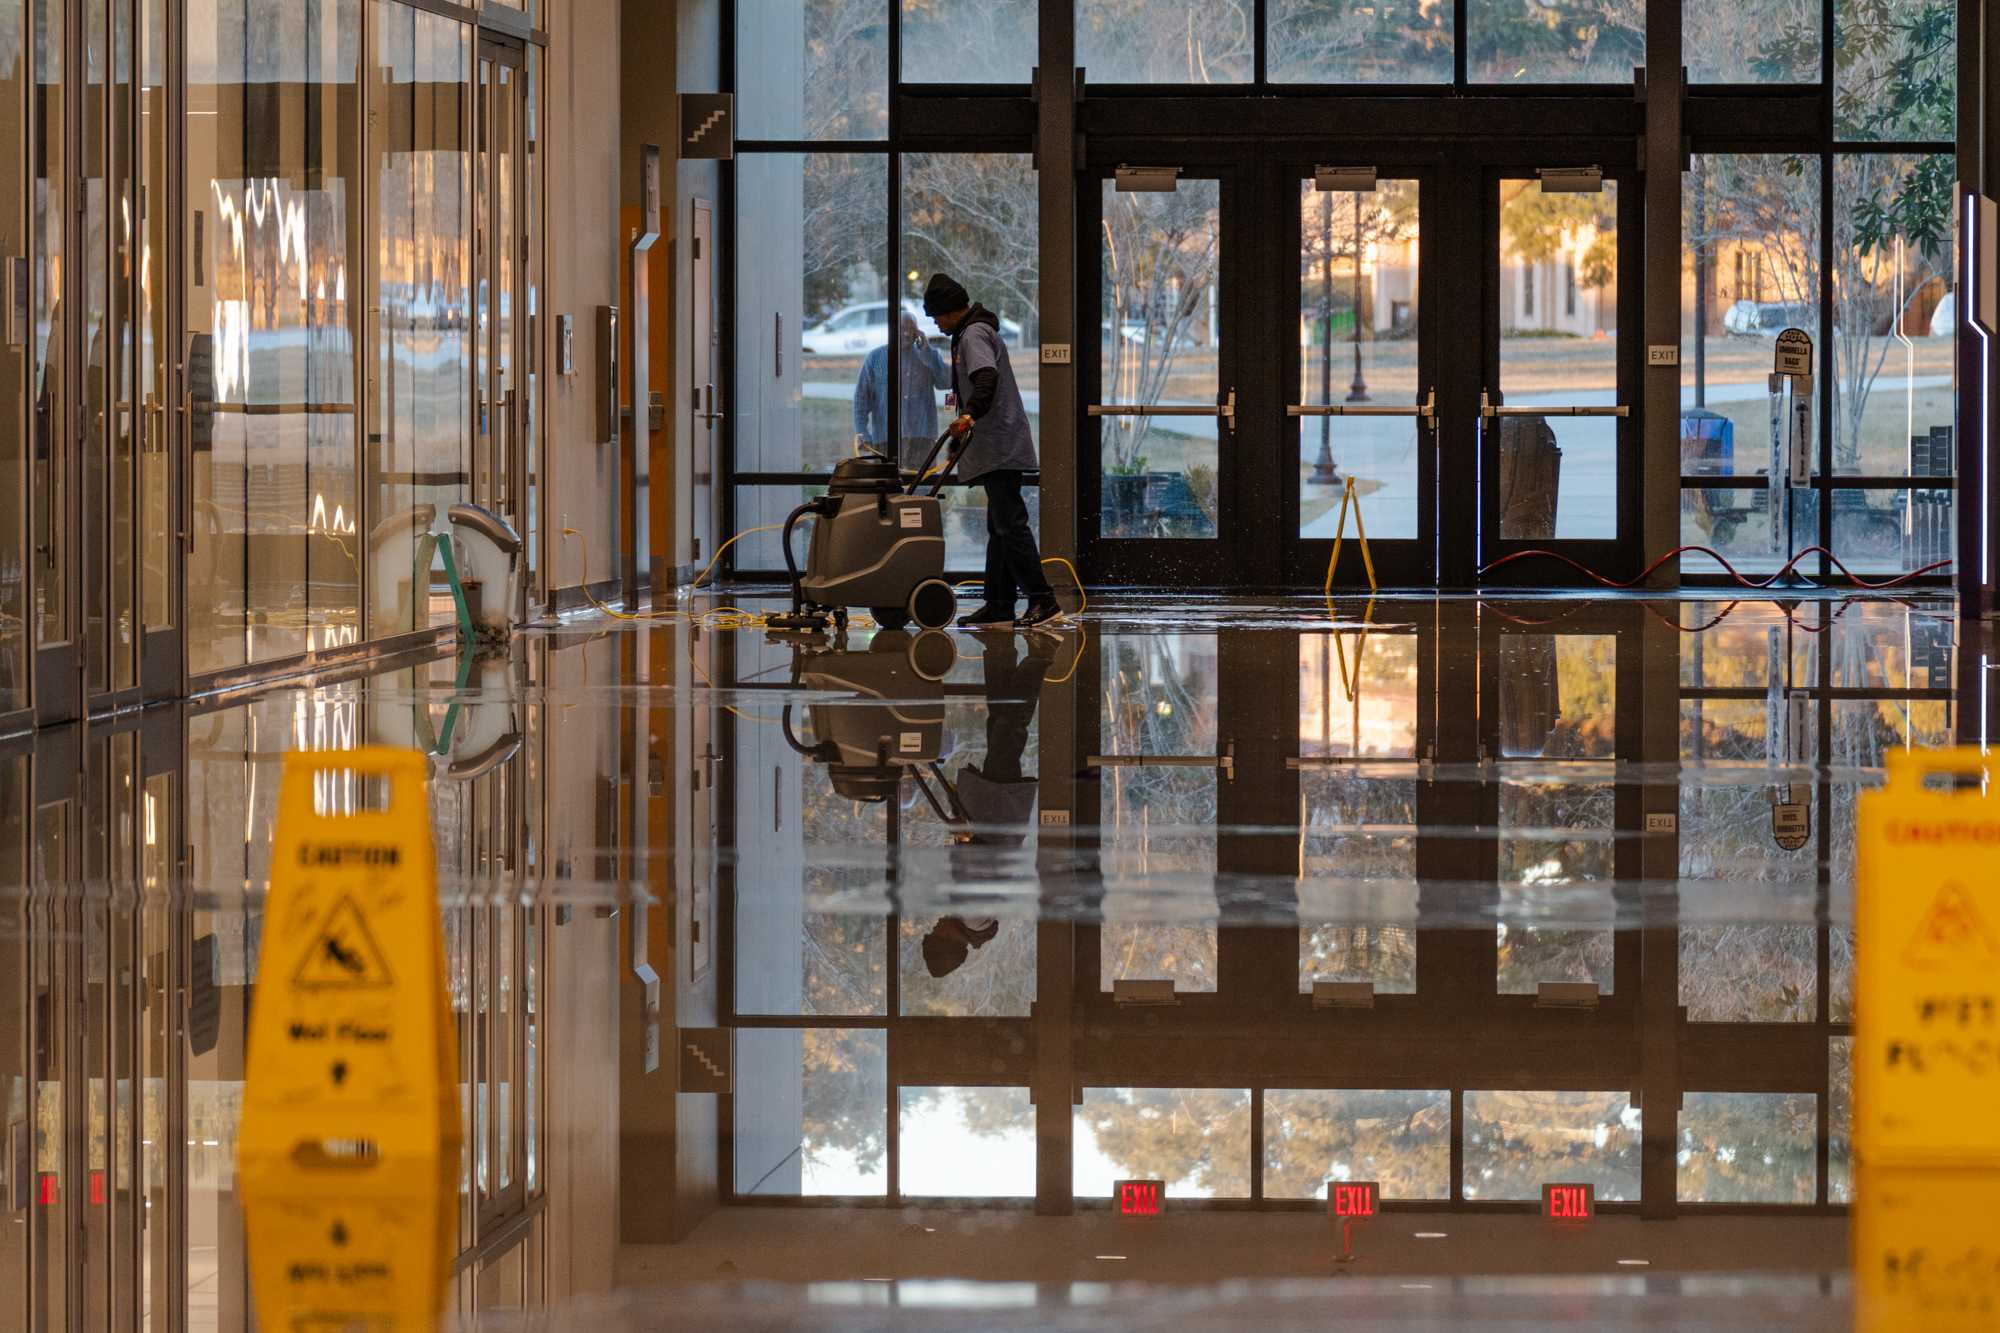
[
  {"x1": 852, "y1": 312, "x2": 950, "y2": 469},
  {"x1": 923, "y1": 634, "x2": 1052, "y2": 977},
  {"x1": 921, "y1": 916, "x2": 1000, "y2": 978},
  {"x1": 925, "y1": 273, "x2": 1060, "y2": 630}
]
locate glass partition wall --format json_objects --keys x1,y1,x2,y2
[{"x1": 0, "y1": 0, "x2": 540, "y2": 728}]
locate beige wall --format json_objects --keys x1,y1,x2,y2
[{"x1": 545, "y1": 0, "x2": 624, "y2": 593}]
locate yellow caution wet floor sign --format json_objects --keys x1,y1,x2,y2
[
  {"x1": 1853, "y1": 1166, "x2": 2000, "y2": 1330},
  {"x1": 239, "y1": 748, "x2": 458, "y2": 1330},
  {"x1": 1856, "y1": 749, "x2": 2000, "y2": 1167}
]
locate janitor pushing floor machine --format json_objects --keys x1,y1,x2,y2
[{"x1": 772, "y1": 271, "x2": 1070, "y2": 635}]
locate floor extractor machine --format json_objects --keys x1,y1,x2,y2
[{"x1": 770, "y1": 428, "x2": 964, "y2": 633}]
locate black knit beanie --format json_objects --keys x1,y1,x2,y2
[{"x1": 923, "y1": 272, "x2": 970, "y2": 318}]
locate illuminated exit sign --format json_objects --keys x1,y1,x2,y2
[
  {"x1": 1327, "y1": 1180, "x2": 1380, "y2": 1218},
  {"x1": 1543, "y1": 1182, "x2": 1595, "y2": 1221},
  {"x1": 1114, "y1": 1179, "x2": 1164, "y2": 1216}
]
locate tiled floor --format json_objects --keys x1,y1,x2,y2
[{"x1": 4, "y1": 591, "x2": 1991, "y2": 1325}]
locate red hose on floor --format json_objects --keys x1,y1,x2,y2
[{"x1": 1476, "y1": 545, "x2": 1953, "y2": 591}]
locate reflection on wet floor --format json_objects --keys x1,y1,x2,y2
[{"x1": 2, "y1": 594, "x2": 1992, "y2": 1324}]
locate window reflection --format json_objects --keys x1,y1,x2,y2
[
  {"x1": 1263, "y1": 1089, "x2": 1450, "y2": 1200},
  {"x1": 899, "y1": 1087, "x2": 1035, "y2": 1197},
  {"x1": 1462, "y1": 1090, "x2": 1641, "y2": 1201},
  {"x1": 736, "y1": 1028, "x2": 888, "y2": 1197},
  {"x1": 370, "y1": 3, "x2": 471, "y2": 638},
  {"x1": 187, "y1": 0, "x2": 363, "y2": 672},
  {"x1": 1680, "y1": 927, "x2": 1816, "y2": 1022},
  {"x1": 1677, "y1": 1092, "x2": 1816, "y2": 1203},
  {"x1": 1074, "y1": 1088, "x2": 1251, "y2": 1199}
]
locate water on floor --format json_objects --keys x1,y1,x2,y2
[{"x1": 3, "y1": 592, "x2": 1992, "y2": 1328}]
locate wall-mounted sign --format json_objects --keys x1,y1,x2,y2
[
  {"x1": 679, "y1": 93, "x2": 734, "y2": 161},
  {"x1": 1543, "y1": 1182, "x2": 1595, "y2": 1221},
  {"x1": 1115, "y1": 1179, "x2": 1164, "y2": 1216}
]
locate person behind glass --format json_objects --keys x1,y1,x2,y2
[
  {"x1": 923, "y1": 273, "x2": 1062, "y2": 631},
  {"x1": 851, "y1": 311, "x2": 951, "y2": 471}
]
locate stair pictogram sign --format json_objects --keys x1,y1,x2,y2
[{"x1": 678, "y1": 1027, "x2": 733, "y2": 1093}]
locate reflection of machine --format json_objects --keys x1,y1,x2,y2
[
  {"x1": 374, "y1": 649, "x2": 525, "y2": 780},
  {"x1": 781, "y1": 630, "x2": 955, "y2": 803},
  {"x1": 771, "y1": 430, "x2": 962, "y2": 634}
]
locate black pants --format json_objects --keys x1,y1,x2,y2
[
  {"x1": 978, "y1": 470, "x2": 1051, "y2": 609},
  {"x1": 978, "y1": 637, "x2": 1049, "y2": 783}
]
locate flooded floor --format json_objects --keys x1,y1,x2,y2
[{"x1": 3, "y1": 592, "x2": 1989, "y2": 1328}]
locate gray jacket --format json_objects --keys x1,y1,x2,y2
[{"x1": 950, "y1": 309, "x2": 1037, "y2": 482}]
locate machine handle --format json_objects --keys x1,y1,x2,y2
[{"x1": 699, "y1": 382, "x2": 725, "y2": 426}]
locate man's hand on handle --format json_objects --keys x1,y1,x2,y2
[{"x1": 948, "y1": 414, "x2": 974, "y2": 445}]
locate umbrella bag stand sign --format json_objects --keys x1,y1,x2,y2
[
  {"x1": 237, "y1": 747, "x2": 460, "y2": 1330},
  {"x1": 1856, "y1": 749, "x2": 2000, "y2": 1167}
]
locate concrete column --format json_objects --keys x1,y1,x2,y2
[
  {"x1": 1641, "y1": 30, "x2": 1684, "y2": 585},
  {"x1": 1036, "y1": 7, "x2": 1077, "y2": 559}
]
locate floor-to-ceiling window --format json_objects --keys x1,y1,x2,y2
[
  {"x1": 1680, "y1": 0, "x2": 1955, "y2": 580},
  {"x1": 728, "y1": 0, "x2": 1041, "y2": 578}
]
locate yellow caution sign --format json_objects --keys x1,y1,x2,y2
[
  {"x1": 1853, "y1": 1167, "x2": 2000, "y2": 1330},
  {"x1": 1322, "y1": 476, "x2": 1378, "y2": 594},
  {"x1": 1856, "y1": 749, "x2": 2000, "y2": 1167},
  {"x1": 239, "y1": 747, "x2": 458, "y2": 1330},
  {"x1": 241, "y1": 1161, "x2": 456, "y2": 1333}
]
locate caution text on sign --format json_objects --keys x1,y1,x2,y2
[{"x1": 1856, "y1": 749, "x2": 2000, "y2": 1167}]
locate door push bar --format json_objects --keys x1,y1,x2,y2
[
  {"x1": 1289, "y1": 388, "x2": 1435, "y2": 421},
  {"x1": 1088, "y1": 741, "x2": 1236, "y2": 781},
  {"x1": 1479, "y1": 390, "x2": 1629, "y2": 419},
  {"x1": 1089, "y1": 387, "x2": 1236, "y2": 426}
]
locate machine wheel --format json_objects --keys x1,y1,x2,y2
[
  {"x1": 909, "y1": 579, "x2": 956, "y2": 630},
  {"x1": 870, "y1": 607, "x2": 910, "y2": 631}
]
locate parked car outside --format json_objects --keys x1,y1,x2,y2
[
  {"x1": 1721, "y1": 299, "x2": 1814, "y2": 337},
  {"x1": 802, "y1": 299, "x2": 1022, "y2": 356}
]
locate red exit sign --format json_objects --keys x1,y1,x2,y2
[
  {"x1": 1543, "y1": 1182, "x2": 1595, "y2": 1221},
  {"x1": 1327, "y1": 1180, "x2": 1380, "y2": 1218},
  {"x1": 1114, "y1": 1179, "x2": 1164, "y2": 1216}
]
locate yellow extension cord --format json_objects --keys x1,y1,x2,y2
[{"x1": 560, "y1": 525, "x2": 1087, "y2": 685}]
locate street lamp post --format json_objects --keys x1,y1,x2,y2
[
  {"x1": 1346, "y1": 190, "x2": 1370, "y2": 404},
  {"x1": 1313, "y1": 191, "x2": 1340, "y2": 483}
]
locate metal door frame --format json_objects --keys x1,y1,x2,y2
[
  {"x1": 1470, "y1": 153, "x2": 1646, "y2": 587},
  {"x1": 1078, "y1": 157, "x2": 1247, "y2": 588},
  {"x1": 1279, "y1": 159, "x2": 1443, "y2": 589},
  {"x1": 474, "y1": 34, "x2": 528, "y2": 551}
]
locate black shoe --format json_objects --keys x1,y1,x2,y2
[
  {"x1": 1015, "y1": 597, "x2": 1064, "y2": 629},
  {"x1": 957, "y1": 604, "x2": 1015, "y2": 629}
]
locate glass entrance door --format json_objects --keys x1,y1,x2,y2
[
  {"x1": 1287, "y1": 171, "x2": 1436, "y2": 587},
  {"x1": 1082, "y1": 169, "x2": 1237, "y2": 584},
  {"x1": 1083, "y1": 157, "x2": 1635, "y2": 590},
  {"x1": 1472, "y1": 169, "x2": 1639, "y2": 585}
]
